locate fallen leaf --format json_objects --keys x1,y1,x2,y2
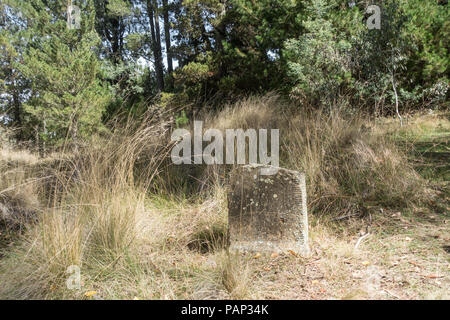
[
  {"x1": 421, "y1": 274, "x2": 444, "y2": 279},
  {"x1": 312, "y1": 280, "x2": 319, "y2": 285},
  {"x1": 361, "y1": 261, "x2": 370, "y2": 266},
  {"x1": 320, "y1": 288, "x2": 327, "y2": 293},
  {"x1": 253, "y1": 253, "x2": 262, "y2": 259},
  {"x1": 84, "y1": 291, "x2": 97, "y2": 297},
  {"x1": 133, "y1": 297, "x2": 141, "y2": 300},
  {"x1": 263, "y1": 267, "x2": 272, "y2": 271},
  {"x1": 270, "y1": 252, "x2": 279, "y2": 259},
  {"x1": 287, "y1": 249, "x2": 298, "y2": 257},
  {"x1": 405, "y1": 236, "x2": 412, "y2": 241}
]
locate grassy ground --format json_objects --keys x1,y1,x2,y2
[
  {"x1": 136, "y1": 111, "x2": 449, "y2": 300},
  {"x1": 0, "y1": 105, "x2": 448, "y2": 300}
]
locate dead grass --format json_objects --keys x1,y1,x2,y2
[
  {"x1": 283, "y1": 108, "x2": 431, "y2": 217},
  {"x1": 0, "y1": 107, "x2": 174, "y2": 299},
  {"x1": 0, "y1": 149, "x2": 39, "y2": 165},
  {"x1": 0, "y1": 96, "x2": 447, "y2": 300},
  {"x1": 0, "y1": 150, "x2": 41, "y2": 232},
  {"x1": 201, "y1": 94, "x2": 430, "y2": 217}
]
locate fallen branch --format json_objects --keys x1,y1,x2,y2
[
  {"x1": 354, "y1": 233, "x2": 371, "y2": 249},
  {"x1": 384, "y1": 289, "x2": 401, "y2": 299},
  {"x1": 391, "y1": 73, "x2": 403, "y2": 127},
  {"x1": 332, "y1": 213, "x2": 361, "y2": 221}
]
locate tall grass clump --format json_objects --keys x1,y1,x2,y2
[
  {"x1": 283, "y1": 107, "x2": 428, "y2": 216},
  {"x1": 0, "y1": 150, "x2": 41, "y2": 232},
  {"x1": 0, "y1": 107, "x2": 174, "y2": 299},
  {"x1": 218, "y1": 251, "x2": 251, "y2": 299},
  {"x1": 204, "y1": 94, "x2": 429, "y2": 217}
]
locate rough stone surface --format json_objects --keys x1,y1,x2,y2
[{"x1": 227, "y1": 164, "x2": 309, "y2": 255}]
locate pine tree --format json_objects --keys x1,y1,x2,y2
[
  {"x1": 284, "y1": 0, "x2": 351, "y2": 104},
  {"x1": 8, "y1": 0, "x2": 111, "y2": 152},
  {"x1": 0, "y1": 1, "x2": 32, "y2": 141}
]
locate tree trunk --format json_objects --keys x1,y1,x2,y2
[
  {"x1": 147, "y1": 0, "x2": 165, "y2": 92},
  {"x1": 41, "y1": 119, "x2": 47, "y2": 157},
  {"x1": 12, "y1": 85, "x2": 22, "y2": 141},
  {"x1": 110, "y1": 17, "x2": 122, "y2": 64},
  {"x1": 214, "y1": 4, "x2": 227, "y2": 77},
  {"x1": 162, "y1": 0, "x2": 173, "y2": 75},
  {"x1": 391, "y1": 73, "x2": 402, "y2": 127}
]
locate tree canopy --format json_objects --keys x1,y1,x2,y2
[{"x1": 0, "y1": 0, "x2": 448, "y2": 150}]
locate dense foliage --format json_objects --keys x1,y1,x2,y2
[{"x1": 0, "y1": 0, "x2": 448, "y2": 150}]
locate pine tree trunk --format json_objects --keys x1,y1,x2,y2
[
  {"x1": 162, "y1": 0, "x2": 173, "y2": 75},
  {"x1": 12, "y1": 79, "x2": 22, "y2": 141},
  {"x1": 147, "y1": 0, "x2": 165, "y2": 92},
  {"x1": 214, "y1": 5, "x2": 227, "y2": 77}
]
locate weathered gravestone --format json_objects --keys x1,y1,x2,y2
[{"x1": 227, "y1": 164, "x2": 309, "y2": 255}]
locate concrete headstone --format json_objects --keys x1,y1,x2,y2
[{"x1": 227, "y1": 164, "x2": 309, "y2": 255}]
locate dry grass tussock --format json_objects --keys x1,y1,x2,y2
[
  {"x1": 283, "y1": 109, "x2": 430, "y2": 216},
  {"x1": 0, "y1": 149, "x2": 42, "y2": 232},
  {"x1": 202, "y1": 94, "x2": 430, "y2": 216},
  {"x1": 0, "y1": 107, "x2": 174, "y2": 299}
]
